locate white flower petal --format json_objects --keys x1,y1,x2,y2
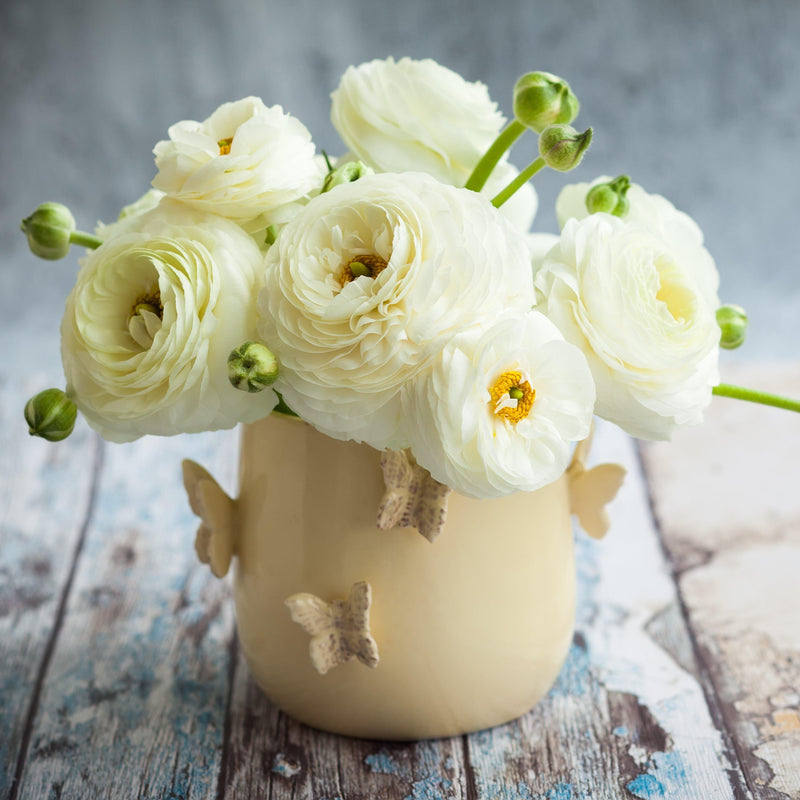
[
  {"x1": 331, "y1": 57, "x2": 504, "y2": 188},
  {"x1": 152, "y1": 97, "x2": 325, "y2": 225},
  {"x1": 61, "y1": 199, "x2": 275, "y2": 441},
  {"x1": 402, "y1": 311, "x2": 595, "y2": 498},
  {"x1": 534, "y1": 213, "x2": 720, "y2": 440},
  {"x1": 257, "y1": 172, "x2": 536, "y2": 449}
]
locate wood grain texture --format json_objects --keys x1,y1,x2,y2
[
  {"x1": 4, "y1": 370, "x2": 795, "y2": 798},
  {"x1": 221, "y1": 647, "x2": 470, "y2": 799},
  {"x1": 464, "y1": 421, "x2": 749, "y2": 800},
  {"x1": 0, "y1": 377, "x2": 99, "y2": 796},
  {"x1": 11, "y1": 426, "x2": 239, "y2": 800},
  {"x1": 642, "y1": 363, "x2": 800, "y2": 800}
]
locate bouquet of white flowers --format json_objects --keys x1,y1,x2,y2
[
  {"x1": 19, "y1": 56, "x2": 799, "y2": 741},
  {"x1": 21, "y1": 56, "x2": 793, "y2": 499}
]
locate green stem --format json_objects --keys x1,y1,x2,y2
[
  {"x1": 70, "y1": 230, "x2": 103, "y2": 249},
  {"x1": 464, "y1": 120, "x2": 526, "y2": 192},
  {"x1": 272, "y1": 390, "x2": 299, "y2": 418},
  {"x1": 491, "y1": 157, "x2": 546, "y2": 208},
  {"x1": 712, "y1": 383, "x2": 800, "y2": 413}
]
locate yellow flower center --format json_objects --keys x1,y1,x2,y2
[
  {"x1": 128, "y1": 291, "x2": 163, "y2": 350},
  {"x1": 340, "y1": 254, "x2": 388, "y2": 286},
  {"x1": 489, "y1": 370, "x2": 536, "y2": 424},
  {"x1": 130, "y1": 291, "x2": 163, "y2": 320},
  {"x1": 218, "y1": 137, "x2": 233, "y2": 156}
]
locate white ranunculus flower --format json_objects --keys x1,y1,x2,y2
[
  {"x1": 534, "y1": 214, "x2": 720, "y2": 440},
  {"x1": 62, "y1": 199, "x2": 275, "y2": 442},
  {"x1": 257, "y1": 172, "x2": 537, "y2": 449},
  {"x1": 556, "y1": 177, "x2": 720, "y2": 307},
  {"x1": 331, "y1": 57, "x2": 505, "y2": 188},
  {"x1": 152, "y1": 97, "x2": 324, "y2": 227},
  {"x1": 402, "y1": 312, "x2": 595, "y2": 498}
]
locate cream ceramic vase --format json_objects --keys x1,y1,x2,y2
[{"x1": 183, "y1": 414, "x2": 623, "y2": 740}]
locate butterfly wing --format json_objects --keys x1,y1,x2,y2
[
  {"x1": 377, "y1": 450, "x2": 414, "y2": 530},
  {"x1": 570, "y1": 463, "x2": 627, "y2": 539},
  {"x1": 344, "y1": 582, "x2": 379, "y2": 669}
]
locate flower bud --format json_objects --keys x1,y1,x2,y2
[
  {"x1": 321, "y1": 160, "x2": 374, "y2": 193},
  {"x1": 20, "y1": 202, "x2": 76, "y2": 260},
  {"x1": 228, "y1": 341, "x2": 279, "y2": 392},
  {"x1": 586, "y1": 175, "x2": 631, "y2": 217},
  {"x1": 264, "y1": 225, "x2": 279, "y2": 246},
  {"x1": 513, "y1": 71, "x2": 580, "y2": 133},
  {"x1": 716, "y1": 304, "x2": 748, "y2": 349},
  {"x1": 24, "y1": 388, "x2": 78, "y2": 442},
  {"x1": 538, "y1": 125, "x2": 592, "y2": 172}
]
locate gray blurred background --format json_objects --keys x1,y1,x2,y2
[{"x1": 2, "y1": 0, "x2": 798, "y2": 381}]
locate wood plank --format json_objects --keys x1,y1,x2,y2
[
  {"x1": 0, "y1": 376, "x2": 99, "y2": 796},
  {"x1": 466, "y1": 421, "x2": 750, "y2": 799},
  {"x1": 221, "y1": 644, "x2": 470, "y2": 799},
  {"x1": 13, "y1": 425, "x2": 239, "y2": 799},
  {"x1": 642, "y1": 362, "x2": 800, "y2": 800}
]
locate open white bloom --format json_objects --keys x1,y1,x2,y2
[
  {"x1": 556, "y1": 177, "x2": 720, "y2": 307},
  {"x1": 257, "y1": 172, "x2": 536, "y2": 449},
  {"x1": 62, "y1": 200, "x2": 275, "y2": 442},
  {"x1": 402, "y1": 312, "x2": 595, "y2": 498},
  {"x1": 534, "y1": 214, "x2": 720, "y2": 440},
  {"x1": 331, "y1": 57, "x2": 505, "y2": 188},
  {"x1": 152, "y1": 97, "x2": 324, "y2": 227}
]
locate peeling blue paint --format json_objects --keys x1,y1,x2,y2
[
  {"x1": 473, "y1": 779, "x2": 534, "y2": 800},
  {"x1": 7, "y1": 433, "x2": 237, "y2": 797},
  {"x1": 548, "y1": 640, "x2": 591, "y2": 698},
  {"x1": 546, "y1": 782, "x2": 574, "y2": 800},
  {"x1": 627, "y1": 773, "x2": 666, "y2": 799},
  {"x1": 613, "y1": 726, "x2": 628, "y2": 736},
  {"x1": 444, "y1": 756, "x2": 455, "y2": 771},
  {"x1": 627, "y1": 750, "x2": 691, "y2": 799},
  {"x1": 403, "y1": 775, "x2": 453, "y2": 800},
  {"x1": 365, "y1": 750, "x2": 402, "y2": 776},
  {"x1": 651, "y1": 751, "x2": 690, "y2": 796}
]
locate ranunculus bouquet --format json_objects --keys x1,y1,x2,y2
[
  {"x1": 20, "y1": 57, "x2": 800, "y2": 740},
  {"x1": 22, "y1": 56, "x2": 794, "y2": 494}
]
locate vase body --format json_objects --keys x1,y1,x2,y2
[{"x1": 232, "y1": 414, "x2": 575, "y2": 740}]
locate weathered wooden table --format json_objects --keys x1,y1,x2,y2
[{"x1": 2, "y1": 364, "x2": 799, "y2": 800}]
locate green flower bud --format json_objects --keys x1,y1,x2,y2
[
  {"x1": 321, "y1": 160, "x2": 374, "y2": 193},
  {"x1": 264, "y1": 225, "x2": 279, "y2": 246},
  {"x1": 20, "y1": 202, "x2": 76, "y2": 260},
  {"x1": 24, "y1": 388, "x2": 78, "y2": 442},
  {"x1": 228, "y1": 341, "x2": 279, "y2": 392},
  {"x1": 538, "y1": 125, "x2": 593, "y2": 172},
  {"x1": 716, "y1": 304, "x2": 748, "y2": 350},
  {"x1": 586, "y1": 175, "x2": 631, "y2": 217},
  {"x1": 513, "y1": 71, "x2": 580, "y2": 133}
]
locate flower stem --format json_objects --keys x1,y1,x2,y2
[
  {"x1": 491, "y1": 157, "x2": 546, "y2": 208},
  {"x1": 712, "y1": 383, "x2": 800, "y2": 413},
  {"x1": 464, "y1": 120, "x2": 526, "y2": 192},
  {"x1": 69, "y1": 230, "x2": 103, "y2": 249}
]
